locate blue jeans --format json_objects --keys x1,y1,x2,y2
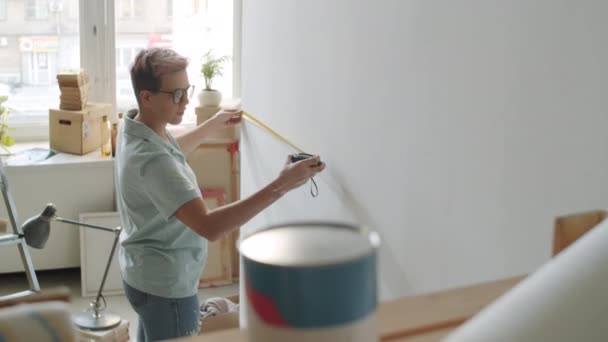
[{"x1": 123, "y1": 281, "x2": 200, "y2": 342}]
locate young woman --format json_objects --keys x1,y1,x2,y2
[{"x1": 115, "y1": 48, "x2": 325, "y2": 341}]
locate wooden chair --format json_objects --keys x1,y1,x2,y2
[
  {"x1": 553, "y1": 210, "x2": 607, "y2": 256},
  {"x1": 0, "y1": 287, "x2": 75, "y2": 342}
]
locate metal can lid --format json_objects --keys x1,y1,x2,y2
[{"x1": 240, "y1": 223, "x2": 374, "y2": 267}]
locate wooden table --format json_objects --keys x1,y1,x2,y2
[{"x1": 174, "y1": 275, "x2": 524, "y2": 341}]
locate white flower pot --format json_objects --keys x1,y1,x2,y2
[{"x1": 198, "y1": 89, "x2": 222, "y2": 107}]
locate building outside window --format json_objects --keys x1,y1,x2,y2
[
  {"x1": 0, "y1": 0, "x2": 78, "y2": 127},
  {"x1": 118, "y1": 0, "x2": 143, "y2": 19},
  {"x1": 0, "y1": 0, "x2": 7, "y2": 21},
  {"x1": 25, "y1": 0, "x2": 49, "y2": 20},
  {"x1": 167, "y1": 0, "x2": 173, "y2": 18}
]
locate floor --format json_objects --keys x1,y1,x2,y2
[{"x1": 0, "y1": 268, "x2": 239, "y2": 341}]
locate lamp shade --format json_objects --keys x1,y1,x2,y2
[{"x1": 22, "y1": 204, "x2": 57, "y2": 249}]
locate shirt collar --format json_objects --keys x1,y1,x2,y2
[{"x1": 123, "y1": 109, "x2": 178, "y2": 152}]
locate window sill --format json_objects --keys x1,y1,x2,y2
[{"x1": 2, "y1": 141, "x2": 114, "y2": 168}]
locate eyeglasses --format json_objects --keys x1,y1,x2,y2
[{"x1": 157, "y1": 85, "x2": 195, "y2": 104}]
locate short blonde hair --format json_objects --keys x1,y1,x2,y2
[{"x1": 130, "y1": 48, "x2": 189, "y2": 103}]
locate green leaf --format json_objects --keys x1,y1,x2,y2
[
  {"x1": 200, "y1": 50, "x2": 231, "y2": 90},
  {"x1": 1, "y1": 134, "x2": 15, "y2": 147}
]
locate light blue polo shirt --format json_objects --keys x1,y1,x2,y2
[{"x1": 115, "y1": 110, "x2": 207, "y2": 298}]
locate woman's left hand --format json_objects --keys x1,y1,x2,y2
[{"x1": 206, "y1": 109, "x2": 242, "y2": 130}]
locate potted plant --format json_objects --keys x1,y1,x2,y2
[
  {"x1": 198, "y1": 50, "x2": 230, "y2": 107},
  {"x1": 0, "y1": 96, "x2": 15, "y2": 155}
]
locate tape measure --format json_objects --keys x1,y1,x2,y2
[
  {"x1": 242, "y1": 111, "x2": 304, "y2": 153},
  {"x1": 241, "y1": 111, "x2": 318, "y2": 197}
]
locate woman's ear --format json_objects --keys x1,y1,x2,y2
[{"x1": 139, "y1": 90, "x2": 153, "y2": 107}]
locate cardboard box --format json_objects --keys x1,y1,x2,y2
[
  {"x1": 200, "y1": 295, "x2": 240, "y2": 334},
  {"x1": 56, "y1": 69, "x2": 89, "y2": 87},
  {"x1": 60, "y1": 83, "x2": 90, "y2": 96},
  {"x1": 49, "y1": 103, "x2": 112, "y2": 155},
  {"x1": 59, "y1": 82, "x2": 90, "y2": 111},
  {"x1": 60, "y1": 93, "x2": 88, "y2": 102},
  {"x1": 59, "y1": 101, "x2": 87, "y2": 111}
]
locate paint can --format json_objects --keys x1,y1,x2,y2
[{"x1": 239, "y1": 222, "x2": 380, "y2": 342}]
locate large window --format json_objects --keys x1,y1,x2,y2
[
  {"x1": 1, "y1": 0, "x2": 235, "y2": 139},
  {"x1": 115, "y1": 0, "x2": 234, "y2": 120},
  {"x1": 1, "y1": 0, "x2": 79, "y2": 128},
  {"x1": 25, "y1": 0, "x2": 49, "y2": 20}
]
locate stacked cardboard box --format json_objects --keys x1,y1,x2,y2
[
  {"x1": 57, "y1": 70, "x2": 90, "y2": 111},
  {"x1": 49, "y1": 102, "x2": 112, "y2": 155}
]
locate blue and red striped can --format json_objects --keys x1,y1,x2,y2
[{"x1": 240, "y1": 222, "x2": 380, "y2": 342}]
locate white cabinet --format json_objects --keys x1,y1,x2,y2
[{"x1": 0, "y1": 157, "x2": 115, "y2": 274}]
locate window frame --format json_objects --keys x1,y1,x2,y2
[
  {"x1": 117, "y1": 0, "x2": 143, "y2": 19},
  {"x1": 0, "y1": 0, "x2": 7, "y2": 21},
  {"x1": 25, "y1": 0, "x2": 50, "y2": 21},
  {"x1": 166, "y1": 0, "x2": 173, "y2": 18}
]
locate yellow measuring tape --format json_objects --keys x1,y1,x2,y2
[
  {"x1": 241, "y1": 111, "x2": 319, "y2": 197},
  {"x1": 241, "y1": 111, "x2": 304, "y2": 153}
]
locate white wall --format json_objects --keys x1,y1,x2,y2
[{"x1": 240, "y1": 0, "x2": 608, "y2": 300}]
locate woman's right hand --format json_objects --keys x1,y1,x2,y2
[{"x1": 273, "y1": 155, "x2": 325, "y2": 194}]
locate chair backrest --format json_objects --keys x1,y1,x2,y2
[
  {"x1": 553, "y1": 210, "x2": 608, "y2": 256},
  {"x1": 0, "y1": 287, "x2": 70, "y2": 310}
]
